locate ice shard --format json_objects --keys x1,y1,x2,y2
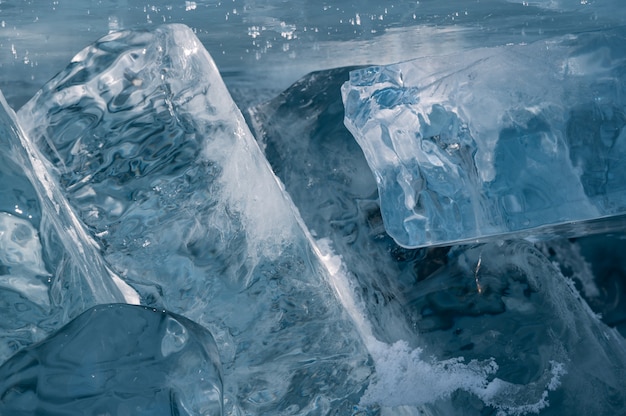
[
  {"x1": 17, "y1": 24, "x2": 372, "y2": 414},
  {"x1": 0, "y1": 303, "x2": 223, "y2": 415},
  {"x1": 342, "y1": 29, "x2": 626, "y2": 248}
]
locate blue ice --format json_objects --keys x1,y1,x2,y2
[
  {"x1": 0, "y1": 3, "x2": 625, "y2": 415},
  {"x1": 343, "y1": 29, "x2": 626, "y2": 248}
]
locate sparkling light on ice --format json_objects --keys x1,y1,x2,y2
[{"x1": 0, "y1": 2, "x2": 625, "y2": 416}]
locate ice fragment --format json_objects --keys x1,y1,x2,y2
[{"x1": 343, "y1": 29, "x2": 626, "y2": 248}]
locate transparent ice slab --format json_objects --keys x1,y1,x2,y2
[
  {"x1": 342, "y1": 28, "x2": 626, "y2": 248},
  {"x1": 0, "y1": 303, "x2": 223, "y2": 415},
  {"x1": 17, "y1": 24, "x2": 372, "y2": 414}
]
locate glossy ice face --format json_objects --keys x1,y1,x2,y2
[{"x1": 342, "y1": 30, "x2": 626, "y2": 248}]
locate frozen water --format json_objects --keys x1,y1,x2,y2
[
  {"x1": 0, "y1": 212, "x2": 49, "y2": 307},
  {"x1": 541, "y1": 235, "x2": 626, "y2": 337},
  {"x1": 343, "y1": 28, "x2": 626, "y2": 248},
  {"x1": 248, "y1": 66, "x2": 626, "y2": 415},
  {"x1": 0, "y1": 303, "x2": 223, "y2": 415},
  {"x1": 17, "y1": 24, "x2": 372, "y2": 414},
  {"x1": 0, "y1": 89, "x2": 134, "y2": 365},
  {"x1": 401, "y1": 240, "x2": 626, "y2": 415},
  {"x1": 0, "y1": 1, "x2": 626, "y2": 415},
  {"x1": 247, "y1": 67, "x2": 419, "y2": 345}
]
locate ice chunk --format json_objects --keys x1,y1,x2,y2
[
  {"x1": 249, "y1": 66, "x2": 626, "y2": 414},
  {"x1": 17, "y1": 24, "x2": 372, "y2": 413},
  {"x1": 248, "y1": 67, "x2": 422, "y2": 345},
  {"x1": 0, "y1": 303, "x2": 223, "y2": 415},
  {"x1": 397, "y1": 240, "x2": 626, "y2": 415},
  {"x1": 0, "y1": 88, "x2": 133, "y2": 309},
  {"x1": 342, "y1": 29, "x2": 626, "y2": 248}
]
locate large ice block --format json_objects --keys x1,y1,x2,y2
[
  {"x1": 248, "y1": 67, "x2": 422, "y2": 345},
  {"x1": 342, "y1": 29, "x2": 626, "y2": 248},
  {"x1": 0, "y1": 304, "x2": 223, "y2": 415},
  {"x1": 17, "y1": 24, "x2": 372, "y2": 414}
]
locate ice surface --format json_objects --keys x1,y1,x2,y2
[
  {"x1": 249, "y1": 66, "x2": 626, "y2": 415},
  {"x1": 17, "y1": 24, "x2": 372, "y2": 414},
  {"x1": 0, "y1": 89, "x2": 134, "y2": 365},
  {"x1": 1, "y1": 0, "x2": 624, "y2": 111},
  {"x1": 1, "y1": 2, "x2": 626, "y2": 414},
  {"x1": 248, "y1": 67, "x2": 420, "y2": 345},
  {"x1": 0, "y1": 212, "x2": 49, "y2": 307},
  {"x1": 0, "y1": 303, "x2": 223, "y2": 415},
  {"x1": 401, "y1": 240, "x2": 626, "y2": 415},
  {"x1": 343, "y1": 28, "x2": 626, "y2": 248}
]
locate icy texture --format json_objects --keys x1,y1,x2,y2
[
  {"x1": 0, "y1": 303, "x2": 223, "y2": 415},
  {"x1": 248, "y1": 67, "x2": 420, "y2": 345},
  {"x1": 17, "y1": 24, "x2": 371, "y2": 414},
  {"x1": 0, "y1": 212, "x2": 49, "y2": 307},
  {"x1": 343, "y1": 29, "x2": 626, "y2": 248},
  {"x1": 0, "y1": 90, "x2": 133, "y2": 365},
  {"x1": 401, "y1": 240, "x2": 626, "y2": 415},
  {"x1": 541, "y1": 235, "x2": 626, "y2": 337},
  {"x1": 249, "y1": 68, "x2": 626, "y2": 415},
  {"x1": 0, "y1": 1, "x2": 626, "y2": 415}
]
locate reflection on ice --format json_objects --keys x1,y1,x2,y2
[{"x1": 0, "y1": 212, "x2": 49, "y2": 307}]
